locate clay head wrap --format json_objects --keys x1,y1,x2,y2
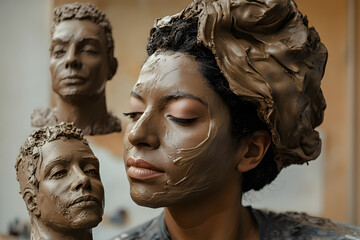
[{"x1": 153, "y1": 0, "x2": 328, "y2": 170}]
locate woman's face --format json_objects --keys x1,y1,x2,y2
[{"x1": 124, "y1": 51, "x2": 241, "y2": 207}]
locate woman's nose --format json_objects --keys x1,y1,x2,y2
[
  {"x1": 65, "y1": 45, "x2": 82, "y2": 69},
  {"x1": 127, "y1": 112, "x2": 160, "y2": 149}
]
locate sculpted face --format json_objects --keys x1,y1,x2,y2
[
  {"x1": 36, "y1": 137, "x2": 104, "y2": 229},
  {"x1": 50, "y1": 19, "x2": 110, "y2": 99},
  {"x1": 124, "y1": 51, "x2": 240, "y2": 207}
]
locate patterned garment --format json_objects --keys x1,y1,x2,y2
[{"x1": 112, "y1": 208, "x2": 360, "y2": 240}]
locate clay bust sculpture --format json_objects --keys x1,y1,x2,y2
[
  {"x1": 114, "y1": 0, "x2": 360, "y2": 239},
  {"x1": 31, "y1": 2, "x2": 121, "y2": 135},
  {"x1": 15, "y1": 123, "x2": 104, "y2": 240}
]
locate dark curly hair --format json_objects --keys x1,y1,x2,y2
[{"x1": 147, "y1": 17, "x2": 278, "y2": 192}]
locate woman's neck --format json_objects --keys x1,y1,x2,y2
[
  {"x1": 56, "y1": 93, "x2": 108, "y2": 134},
  {"x1": 164, "y1": 176, "x2": 258, "y2": 240}
]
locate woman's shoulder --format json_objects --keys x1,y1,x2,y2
[
  {"x1": 112, "y1": 208, "x2": 360, "y2": 240},
  {"x1": 251, "y1": 208, "x2": 360, "y2": 240},
  {"x1": 111, "y1": 212, "x2": 170, "y2": 240}
]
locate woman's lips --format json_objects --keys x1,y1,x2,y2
[{"x1": 127, "y1": 158, "x2": 164, "y2": 180}]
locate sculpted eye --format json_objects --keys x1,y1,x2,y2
[
  {"x1": 51, "y1": 45, "x2": 66, "y2": 58},
  {"x1": 84, "y1": 168, "x2": 99, "y2": 176},
  {"x1": 123, "y1": 112, "x2": 143, "y2": 121},
  {"x1": 53, "y1": 50, "x2": 66, "y2": 58},
  {"x1": 81, "y1": 46, "x2": 98, "y2": 55},
  {"x1": 83, "y1": 164, "x2": 100, "y2": 179},
  {"x1": 51, "y1": 169, "x2": 67, "y2": 179}
]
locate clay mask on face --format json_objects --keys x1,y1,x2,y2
[
  {"x1": 152, "y1": 0, "x2": 327, "y2": 170},
  {"x1": 50, "y1": 19, "x2": 109, "y2": 99},
  {"x1": 124, "y1": 51, "x2": 240, "y2": 207},
  {"x1": 36, "y1": 137, "x2": 104, "y2": 230}
]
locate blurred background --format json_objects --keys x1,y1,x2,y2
[{"x1": 0, "y1": 0, "x2": 359, "y2": 239}]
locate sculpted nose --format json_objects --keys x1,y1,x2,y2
[
  {"x1": 65, "y1": 46, "x2": 82, "y2": 69},
  {"x1": 72, "y1": 167, "x2": 91, "y2": 191},
  {"x1": 127, "y1": 113, "x2": 160, "y2": 149}
]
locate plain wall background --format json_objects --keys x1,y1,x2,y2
[
  {"x1": 0, "y1": 0, "x2": 51, "y2": 234},
  {"x1": 0, "y1": 0, "x2": 359, "y2": 238}
]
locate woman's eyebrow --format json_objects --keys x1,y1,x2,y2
[{"x1": 162, "y1": 93, "x2": 208, "y2": 106}]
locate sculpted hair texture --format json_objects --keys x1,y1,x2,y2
[
  {"x1": 52, "y1": 2, "x2": 116, "y2": 69},
  {"x1": 15, "y1": 123, "x2": 88, "y2": 194},
  {"x1": 147, "y1": 18, "x2": 278, "y2": 192}
]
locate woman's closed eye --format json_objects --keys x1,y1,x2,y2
[
  {"x1": 163, "y1": 97, "x2": 207, "y2": 126},
  {"x1": 168, "y1": 115, "x2": 197, "y2": 125},
  {"x1": 123, "y1": 112, "x2": 143, "y2": 121}
]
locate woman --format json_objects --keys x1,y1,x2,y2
[{"x1": 116, "y1": 0, "x2": 360, "y2": 239}]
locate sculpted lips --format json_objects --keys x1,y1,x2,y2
[
  {"x1": 69, "y1": 195, "x2": 101, "y2": 208},
  {"x1": 127, "y1": 157, "x2": 164, "y2": 180},
  {"x1": 61, "y1": 75, "x2": 86, "y2": 85}
]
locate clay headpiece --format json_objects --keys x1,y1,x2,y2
[
  {"x1": 15, "y1": 122, "x2": 88, "y2": 195},
  {"x1": 153, "y1": 0, "x2": 328, "y2": 170}
]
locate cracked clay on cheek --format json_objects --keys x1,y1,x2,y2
[
  {"x1": 125, "y1": 51, "x2": 236, "y2": 207},
  {"x1": 152, "y1": 0, "x2": 328, "y2": 170}
]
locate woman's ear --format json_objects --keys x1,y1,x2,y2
[
  {"x1": 23, "y1": 188, "x2": 40, "y2": 217},
  {"x1": 236, "y1": 131, "x2": 271, "y2": 172}
]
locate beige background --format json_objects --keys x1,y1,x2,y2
[{"x1": 0, "y1": 0, "x2": 358, "y2": 238}]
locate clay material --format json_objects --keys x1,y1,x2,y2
[
  {"x1": 31, "y1": 3, "x2": 120, "y2": 136},
  {"x1": 124, "y1": 51, "x2": 242, "y2": 209},
  {"x1": 153, "y1": 0, "x2": 328, "y2": 170},
  {"x1": 31, "y1": 107, "x2": 121, "y2": 136},
  {"x1": 15, "y1": 123, "x2": 104, "y2": 240}
]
